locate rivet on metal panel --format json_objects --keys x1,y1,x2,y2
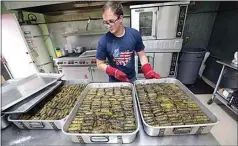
[
  {"x1": 158, "y1": 128, "x2": 165, "y2": 136},
  {"x1": 76, "y1": 136, "x2": 85, "y2": 143},
  {"x1": 117, "y1": 136, "x2": 122, "y2": 144},
  {"x1": 196, "y1": 126, "x2": 206, "y2": 134}
]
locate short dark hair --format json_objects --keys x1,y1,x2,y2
[{"x1": 102, "y1": 1, "x2": 124, "y2": 16}]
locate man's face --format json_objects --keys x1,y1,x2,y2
[{"x1": 102, "y1": 9, "x2": 123, "y2": 34}]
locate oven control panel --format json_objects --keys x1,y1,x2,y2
[
  {"x1": 176, "y1": 5, "x2": 187, "y2": 38},
  {"x1": 56, "y1": 59, "x2": 97, "y2": 66},
  {"x1": 56, "y1": 59, "x2": 108, "y2": 67},
  {"x1": 169, "y1": 52, "x2": 179, "y2": 76}
]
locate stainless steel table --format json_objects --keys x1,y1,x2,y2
[
  {"x1": 207, "y1": 60, "x2": 238, "y2": 115},
  {"x1": 2, "y1": 119, "x2": 220, "y2": 146}
]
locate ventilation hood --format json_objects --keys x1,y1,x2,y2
[{"x1": 3, "y1": 1, "x2": 160, "y2": 14}]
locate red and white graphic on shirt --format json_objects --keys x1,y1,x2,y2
[{"x1": 113, "y1": 51, "x2": 133, "y2": 66}]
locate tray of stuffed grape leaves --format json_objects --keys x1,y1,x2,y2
[
  {"x1": 8, "y1": 79, "x2": 89, "y2": 130},
  {"x1": 62, "y1": 83, "x2": 139, "y2": 143},
  {"x1": 135, "y1": 78, "x2": 219, "y2": 136}
]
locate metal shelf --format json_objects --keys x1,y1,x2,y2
[
  {"x1": 215, "y1": 92, "x2": 238, "y2": 115},
  {"x1": 62, "y1": 31, "x2": 107, "y2": 37}
]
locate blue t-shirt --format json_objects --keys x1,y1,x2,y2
[{"x1": 96, "y1": 27, "x2": 145, "y2": 81}]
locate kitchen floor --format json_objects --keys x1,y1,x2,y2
[{"x1": 196, "y1": 94, "x2": 238, "y2": 146}]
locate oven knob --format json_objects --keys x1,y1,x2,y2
[
  {"x1": 177, "y1": 32, "x2": 182, "y2": 36},
  {"x1": 83, "y1": 61, "x2": 85, "y2": 64},
  {"x1": 71, "y1": 61, "x2": 74, "y2": 64},
  {"x1": 179, "y1": 20, "x2": 183, "y2": 25},
  {"x1": 57, "y1": 62, "x2": 60, "y2": 64},
  {"x1": 91, "y1": 60, "x2": 94, "y2": 64}
]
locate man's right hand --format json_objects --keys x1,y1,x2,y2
[{"x1": 106, "y1": 66, "x2": 130, "y2": 82}]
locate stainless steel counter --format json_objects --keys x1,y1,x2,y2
[{"x1": 2, "y1": 119, "x2": 220, "y2": 146}]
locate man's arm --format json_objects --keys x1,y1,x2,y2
[
  {"x1": 96, "y1": 59, "x2": 107, "y2": 71},
  {"x1": 137, "y1": 50, "x2": 149, "y2": 66}
]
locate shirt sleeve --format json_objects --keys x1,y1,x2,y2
[
  {"x1": 134, "y1": 31, "x2": 145, "y2": 52},
  {"x1": 96, "y1": 41, "x2": 107, "y2": 60}
]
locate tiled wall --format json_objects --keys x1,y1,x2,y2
[
  {"x1": 203, "y1": 1, "x2": 238, "y2": 87},
  {"x1": 182, "y1": 1, "x2": 220, "y2": 49}
]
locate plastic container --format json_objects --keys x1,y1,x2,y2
[
  {"x1": 55, "y1": 47, "x2": 62, "y2": 58},
  {"x1": 177, "y1": 48, "x2": 207, "y2": 84}
]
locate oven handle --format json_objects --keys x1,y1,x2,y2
[{"x1": 147, "y1": 55, "x2": 154, "y2": 67}]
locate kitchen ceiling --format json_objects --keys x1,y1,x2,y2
[{"x1": 6, "y1": 1, "x2": 160, "y2": 15}]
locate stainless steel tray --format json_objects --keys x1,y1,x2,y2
[
  {"x1": 134, "y1": 78, "x2": 219, "y2": 136},
  {"x1": 1, "y1": 73, "x2": 63, "y2": 111},
  {"x1": 2, "y1": 81, "x2": 62, "y2": 114},
  {"x1": 62, "y1": 83, "x2": 140, "y2": 144},
  {"x1": 8, "y1": 79, "x2": 89, "y2": 130},
  {"x1": 79, "y1": 50, "x2": 96, "y2": 58},
  {"x1": 1, "y1": 114, "x2": 11, "y2": 129}
]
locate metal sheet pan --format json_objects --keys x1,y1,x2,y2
[
  {"x1": 2, "y1": 81, "x2": 62, "y2": 114},
  {"x1": 79, "y1": 50, "x2": 96, "y2": 58},
  {"x1": 1, "y1": 73, "x2": 63, "y2": 111},
  {"x1": 1, "y1": 114, "x2": 11, "y2": 129},
  {"x1": 62, "y1": 83, "x2": 140, "y2": 144},
  {"x1": 8, "y1": 79, "x2": 89, "y2": 130},
  {"x1": 134, "y1": 78, "x2": 219, "y2": 136}
]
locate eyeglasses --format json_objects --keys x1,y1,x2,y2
[{"x1": 102, "y1": 16, "x2": 120, "y2": 27}]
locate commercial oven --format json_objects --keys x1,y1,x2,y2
[
  {"x1": 130, "y1": 2, "x2": 189, "y2": 78},
  {"x1": 130, "y1": 2, "x2": 188, "y2": 40}
]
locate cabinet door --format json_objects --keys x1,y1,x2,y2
[
  {"x1": 131, "y1": 7, "x2": 158, "y2": 40},
  {"x1": 91, "y1": 67, "x2": 108, "y2": 82},
  {"x1": 61, "y1": 67, "x2": 92, "y2": 81}
]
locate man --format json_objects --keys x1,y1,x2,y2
[{"x1": 96, "y1": 1, "x2": 160, "y2": 83}]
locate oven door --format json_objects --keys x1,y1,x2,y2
[
  {"x1": 131, "y1": 7, "x2": 158, "y2": 40},
  {"x1": 153, "y1": 53, "x2": 179, "y2": 78},
  {"x1": 91, "y1": 66, "x2": 108, "y2": 82},
  {"x1": 135, "y1": 53, "x2": 154, "y2": 79},
  {"x1": 59, "y1": 66, "x2": 92, "y2": 81},
  {"x1": 156, "y1": 6, "x2": 180, "y2": 39}
]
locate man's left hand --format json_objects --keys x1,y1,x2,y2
[{"x1": 141, "y1": 63, "x2": 161, "y2": 79}]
